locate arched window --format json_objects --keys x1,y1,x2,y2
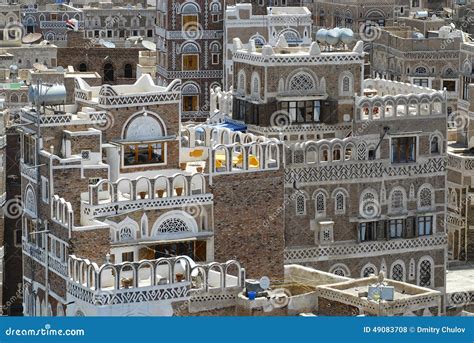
[
  {"x1": 237, "y1": 70, "x2": 246, "y2": 94},
  {"x1": 103, "y1": 63, "x2": 114, "y2": 83},
  {"x1": 390, "y1": 189, "x2": 405, "y2": 213},
  {"x1": 334, "y1": 191, "x2": 346, "y2": 214},
  {"x1": 119, "y1": 226, "x2": 134, "y2": 241},
  {"x1": 288, "y1": 72, "x2": 316, "y2": 92},
  {"x1": 361, "y1": 264, "x2": 377, "y2": 278},
  {"x1": 329, "y1": 264, "x2": 350, "y2": 277},
  {"x1": 391, "y1": 262, "x2": 405, "y2": 282},
  {"x1": 157, "y1": 218, "x2": 191, "y2": 234},
  {"x1": 418, "y1": 258, "x2": 433, "y2": 287},
  {"x1": 414, "y1": 66, "x2": 428, "y2": 75},
  {"x1": 419, "y1": 186, "x2": 433, "y2": 209},
  {"x1": 315, "y1": 192, "x2": 326, "y2": 216},
  {"x1": 295, "y1": 193, "x2": 306, "y2": 215},
  {"x1": 124, "y1": 64, "x2": 133, "y2": 78},
  {"x1": 78, "y1": 63, "x2": 87, "y2": 72},
  {"x1": 251, "y1": 73, "x2": 260, "y2": 98},
  {"x1": 430, "y1": 136, "x2": 439, "y2": 154}
]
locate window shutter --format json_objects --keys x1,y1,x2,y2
[
  {"x1": 405, "y1": 217, "x2": 415, "y2": 238},
  {"x1": 377, "y1": 221, "x2": 385, "y2": 240}
]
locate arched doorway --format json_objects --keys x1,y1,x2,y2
[
  {"x1": 103, "y1": 63, "x2": 114, "y2": 83},
  {"x1": 78, "y1": 63, "x2": 87, "y2": 72},
  {"x1": 124, "y1": 64, "x2": 133, "y2": 78}
]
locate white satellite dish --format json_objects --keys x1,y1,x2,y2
[
  {"x1": 141, "y1": 40, "x2": 156, "y2": 51},
  {"x1": 127, "y1": 36, "x2": 143, "y2": 43},
  {"x1": 56, "y1": 66, "x2": 65, "y2": 73},
  {"x1": 33, "y1": 63, "x2": 48, "y2": 71},
  {"x1": 100, "y1": 40, "x2": 116, "y2": 48},
  {"x1": 259, "y1": 276, "x2": 270, "y2": 290}
]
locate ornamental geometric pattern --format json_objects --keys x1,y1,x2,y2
[
  {"x1": 157, "y1": 218, "x2": 191, "y2": 234},
  {"x1": 284, "y1": 235, "x2": 447, "y2": 263},
  {"x1": 289, "y1": 73, "x2": 315, "y2": 91},
  {"x1": 67, "y1": 282, "x2": 190, "y2": 306},
  {"x1": 285, "y1": 157, "x2": 446, "y2": 185}
]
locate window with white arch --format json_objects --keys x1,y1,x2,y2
[
  {"x1": 390, "y1": 262, "x2": 405, "y2": 282},
  {"x1": 122, "y1": 112, "x2": 166, "y2": 167},
  {"x1": 251, "y1": 73, "x2": 260, "y2": 98},
  {"x1": 295, "y1": 192, "x2": 306, "y2": 216},
  {"x1": 237, "y1": 70, "x2": 246, "y2": 94},
  {"x1": 315, "y1": 192, "x2": 326, "y2": 216},
  {"x1": 157, "y1": 218, "x2": 190, "y2": 234},
  {"x1": 418, "y1": 258, "x2": 433, "y2": 288},
  {"x1": 334, "y1": 191, "x2": 346, "y2": 214},
  {"x1": 339, "y1": 72, "x2": 353, "y2": 96},
  {"x1": 288, "y1": 72, "x2": 316, "y2": 92},
  {"x1": 389, "y1": 189, "x2": 406, "y2": 213},
  {"x1": 330, "y1": 264, "x2": 350, "y2": 277},
  {"x1": 418, "y1": 185, "x2": 433, "y2": 210},
  {"x1": 361, "y1": 264, "x2": 377, "y2": 278}
]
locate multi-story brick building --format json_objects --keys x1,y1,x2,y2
[
  {"x1": 370, "y1": 24, "x2": 465, "y2": 113},
  {"x1": 224, "y1": 4, "x2": 313, "y2": 90},
  {"x1": 156, "y1": 0, "x2": 224, "y2": 121},
  {"x1": 303, "y1": 0, "x2": 410, "y2": 31},
  {"x1": 17, "y1": 72, "x2": 285, "y2": 316},
  {"x1": 446, "y1": 41, "x2": 474, "y2": 263},
  {"x1": 220, "y1": 36, "x2": 448, "y2": 292}
]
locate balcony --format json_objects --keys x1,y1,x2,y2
[
  {"x1": 67, "y1": 256, "x2": 244, "y2": 311},
  {"x1": 81, "y1": 173, "x2": 212, "y2": 219}
]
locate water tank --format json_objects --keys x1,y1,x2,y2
[
  {"x1": 326, "y1": 28, "x2": 341, "y2": 46},
  {"x1": 340, "y1": 28, "x2": 354, "y2": 44},
  {"x1": 316, "y1": 28, "x2": 328, "y2": 44},
  {"x1": 28, "y1": 84, "x2": 67, "y2": 106}
]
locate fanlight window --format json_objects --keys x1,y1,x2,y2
[
  {"x1": 119, "y1": 227, "x2": 134, "y2": 241},
  {"x1": 289, "y1": 72, "x2": 315, "y2": 92},
  {"x1": 414, "y1": 66, "x2": 427, "y2": 75},
  {"x1": 157, "y1": 218, "x2": 191, "y2": 234}
]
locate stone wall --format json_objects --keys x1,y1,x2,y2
[{"x1": 212, "y1": 169, "x2": 285, "y2": 279}]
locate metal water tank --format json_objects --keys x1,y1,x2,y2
[
  {"x1": 316, "y1": 28, "x2": 329, "y2": 44},
  {"x1": 28, "y1": 84, "x2": 67, "y2": 106}
]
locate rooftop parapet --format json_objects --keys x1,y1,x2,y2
[
  {"x1": 74, "y1": 74, "x2": 181, "y2": 108},
  {"x1": 232, "y1": 38, "x2": 365, "y2": 66},
  {"x1": 355, "y1": 79, "x2": 446, "y2": 121},
  {"x1": 67, "y1": 255, "x2": 244, "y2": 307}
]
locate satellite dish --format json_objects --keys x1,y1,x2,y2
[
  {"x1": 259, "y1": 276, "x2": 270, "y2": 290},
  {"x1": 33, "y1": 63, "x2": 48, "y2": 71},
  {"x1": 124, "y1": 40, "x2": 132, "y2": 48},
  {"x1": 100, "y1": 40, "x2": 116, "y2": 48},
  {"x1": 22, "y1": 32, "x2": 43, "y2": 44},
  {"x1": 127, "y1": 36, "x2": 143, "y2": 43},
  {"x1": 141, "y1": 40, "x2": 156, "y2": 51},
  {"x1": 56, "y1": 66, "x2": 65, "y2": 73}
]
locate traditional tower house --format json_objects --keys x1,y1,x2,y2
[
  {"x1": 18, "y1": 73, "x2": 284, "y2": 316},
  {"x1": 219, "y1": 37, "x2": 448, "y2": 291},
  {"x1": 156, "y1": 0, "x2": 224, "y2": 120}
]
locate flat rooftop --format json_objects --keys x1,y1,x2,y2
[{"x1": 446, "y1": 263, "x2": 474, "y2": 293}]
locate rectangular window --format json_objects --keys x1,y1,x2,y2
[
  {"x1": 417, "y1": 216, "x2": 433, "y2": 236},
  {"x1": 358, "y1": 222, "x2": 376, "y2": 242},
  {"x1": 182, "y1": 14, "x2": 198, "y2": 30},
  {"x1": 147, "y1": 29, "x2": 153, "y2": 37},
  {"x1": 389, "y1": 219, "x2": 404, "y2": 238},
  {"x1": 212, "y1": 53, "x2": 219, "y2": 65},
  {"x1": 123, "y1": 143, "x2": 164, "y2": 166},
  {"x1": 280, "y1": 100, "x2": 321, "y2": 124},
  {"x1": 122, "y1": 251, "x2": 134, "y2": 262},
  {"x1": 183, "y1": 54, "x2": 199, "y2": 71},
  {"x1": 443, "y1": 80, "x2": 456, "y2": 92},
  {"x1": 413, "y1": 78, "x2": 428, "y2": 87},
  {"x1": 391, "y1": 137, "x2": 416, "y2": 163},
  {"x1": 183, "y1": 95, "x2": 199, "y2": 112},
  {"x1": 23, "y1": 135, "x2": 36, "y2": 166}
]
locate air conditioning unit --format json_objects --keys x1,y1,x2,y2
[{"x1": 81, "y1": 150, "x2": 91, "y2": 160}]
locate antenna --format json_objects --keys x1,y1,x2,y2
[{"x1": 259, "y1": 276, "x2": 270, "y2": 290}]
